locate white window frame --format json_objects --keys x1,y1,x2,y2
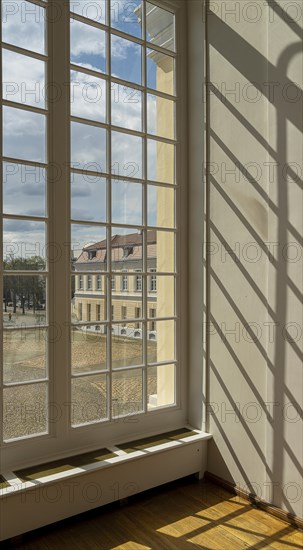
[{"x1": 1, "y1": 0, "x2": 191, "y2": 471}]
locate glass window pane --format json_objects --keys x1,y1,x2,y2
[
  {"x1": 3, "y1": 106, "x2": 46, "y2": 163},
  {"x1": 147, "y1": 94, "x2": 175, "y2": 140},
  {"x1": 70, "y1": 0, "x2": 106, "y2": 24},
  {"x1": 3, "y1": 49, "x2": 46, "y2": 109},
  {"x1": 3, "y1": 162, "x2": 46, "y2": 218},
  {"x1": 155, "y1": 276, "x2": 175, "y2": 318},
  {"x1": 112, "y1": 323, "x2": 143, "y2": 368},
  {"x1": 146, "y1": 2, "x2": 175, "y2": 52},
  {"x1": 2, "y1": 0, "x2": 46, "y2": 55},
  {"x1": 111, "y1": 0, "x2": 142, "y2": 38},
  {"x1": 111, "y1": 35, "x2": 141, "y2": 85},
  {"x1": 3, "y1": 275, "x2": 47, "y2": 328},
  {"x1": 4, "y1": 328, "x2": 47, "y2": 383},
  {"x1": 112, "y1": 180, "x2": 142, "y2": 226},
  {"x1": 71, "y1": 121, "x2": 107, "y2": 172},
  {"x1": 154, "y1": 231, "x2": 175, "y2": 273},
  {"x1": 71, "y1": 374, "x2": 107, "y2": 425},
  {"x1": 3, "y1": 383, "x2": 47, "y2": 441},
  {"x1": 71, "y1": 70, "x2": 106, "y2": 123},
  {"x1": 147, "y1": 320, "x2": 175, "y2": 363},
  {"x1": 147, "y1": 139, "x2": 175, "y2": 184},
  {"x1": 3, "y1": 220, "x2": 46, "y2": 269},
  {"x1": 71, "y1": 224, "x2": 107, "y2": 271},
  {"x1": 111, "y1": 83, "x2": 142, "y2": 132},
  {"x1": 112, "y1": 368, "x2": 143, "y2": 417},
  {"x1": 111, "y1": 131, "x2": 142, "y2": 179},
  {"x1": 71, "y1": 173, "x2": 107, "y2": 223},
  {"x1": 147, "y1": 48, "x2": 175, "y2": 96},
  {"x1": 147, "y1": 364, "x2": 175, "y2": 410},
  {"x1": 148, "y1": 185, "x2": 175, "y2": 228},
  {"x1": 71, "y1": 326, "x2": 107, "y2": 374},
  {"x1": 71, "y1": 19, "x2": 106, "y2": 73},
  {"x1": 111, "y1": 227, "x2": 144, "y2": 272}
]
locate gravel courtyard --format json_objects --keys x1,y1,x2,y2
[{"x1": 3, "y1": 326, "x2": 158, "y2": 441}]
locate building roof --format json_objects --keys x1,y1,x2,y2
[
  {"x1": 85, "y1": 230, "x2": 156, "y2": 251},
  {"x1": 74, "y1": 230, "x2": 157, "y2": 266}
]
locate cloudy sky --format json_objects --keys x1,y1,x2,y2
[{"x1": 2, "y1": 0, "x2": 175, "y2": 260}]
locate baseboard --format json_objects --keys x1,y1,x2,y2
[{"x1": 204, "y1": 471, "x2": 303, "y2": 530}]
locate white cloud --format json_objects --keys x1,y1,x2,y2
[
  {"x1": 71, "y1": 18, "x2": 106, "y2": 61},
  {"x1": 3, "y1": 106, "x2": 46, "y2": 163},
  {"x1": 3, "y1": 219, "x2": 46, "y2": 262},
  {"x1": 71, "y1": 121, "x2": 107, "y2": 171},
  {"x1": 3, "y1": 162, "x2": 46, "y2": 218},
  {"x1": 71, "y1": 173, "x2": 107, "y2": 223},
  {"x1": 71, "y1": 70, "x2": 107, "y2": 122},
  {"x1": 3, "y1": 49, "x2": 45, "y2": 108},
  {"x1": 112, "y1": 180, "x2": 142, "y2": 225},
  {"x1": 2, "y1": 0, "x2": 46, "y2": 54},
  {"x1": 111, "y1": 83, "x2": 142, "y2": 131},
  {"x1": 70, "y1": 0, "x2": 106, "y2": 24},
  {"x1": 112, "y1": 131, "x2": 143, "y2": 179}
]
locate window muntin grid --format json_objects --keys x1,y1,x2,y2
[
  {"x1": 70, "y1": 0, "x2": 178, "y2": 424},
  {"x1": 1, "y1": 0, "x2": 49, "y2": 443},
  {"x1": 0, "y1": 0, "x2": 183, "y2": 465}
]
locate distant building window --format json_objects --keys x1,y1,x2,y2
[
  {"x1": 150, "y1": 269, "x2": 157, "y2": 291},
  {"x1": 111, "y1": 305, "x2": 114, "y2": 320},
  {"x1": 96, "y1": 304, "x2": 101, "y2": 321},
  {"x1": 135, "y1": 306, "x2": 141, "y2": 329},
  {"x1": 111, "y1": 276, "x2": 116, "y2": 290},
  {"x1": 97, "y1": 275, "x2": 102, "y2": 290},
  {"x1": 79, "y1": 275, "x2": 83, "y2": 290},
  {"x1": 87, "y1": 303, "x2": 91, "y2": 322},
  {"x1": 78, "y1": 303, "x2": 82, "y2": 321},
  {"x1": 88, "y1": 250, "x2": 97, "y2": 260},
  {"x1": 121, "y1": 273, "x2": 128, "y2": 291},
  {"x1": 87, "y1": 275, "x2": 92, "y2": 290},
  {"x1": 122, "y1": 305, "x2": 127, "y2": 321},
  {"x1": 149, "y1": 308, "x2": 156, "y2": 331},
  {"x1": 135, "y1": 271, "x2": 142, "y2": 291}
]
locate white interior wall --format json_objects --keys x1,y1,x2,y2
[{"x1": 203, "y1": 0, "x2": 302, "y2": 516}]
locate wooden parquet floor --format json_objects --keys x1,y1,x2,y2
[{"x1": 5, "y1": 478, "x2": 303, "y2": 549}]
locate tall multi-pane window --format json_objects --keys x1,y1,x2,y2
[
  {"x1": 1, "y1": 0, "x2": 48, "y2": 443},
  {"x1": 1, "y1": 0, "x2": 185, "y2": 469}
]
